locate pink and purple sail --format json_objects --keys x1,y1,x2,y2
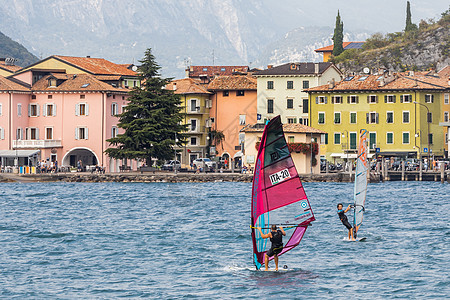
[{"x1": 251, "y1": 116, "x2": 315, "y2": 270}]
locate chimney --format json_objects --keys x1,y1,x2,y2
[
  {"x1": 314, "y1": 63, "x2": 319, "y2": 74},
  {"x1": 267, "y1": 65, "x2": 273, "y2": 69},
  {"x1": 409, "y1": 71, "x2": 414, "y2": 77},
  {"x1": 173, "y1": 82, "x2": 177, "y2": 91},
  {"x1": 328, "y1": 78, "x2": 335, "y2": 89},
  {"x1": 185, "y1": 69, "x2": 190, "y2": 78},
  {"x1": 86, "y1": 55, "x2": 91, "y2": 58},
  {"x1": 379, "y1": 77, "x2": 385, "y2": 87}
]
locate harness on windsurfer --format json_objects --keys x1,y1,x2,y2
[
  {"x1": 257, "y1": 225, "x2": 286, "y2": 271},
  {"x1": 337, "y1": 203, "x2": 355, "y2": 241}
]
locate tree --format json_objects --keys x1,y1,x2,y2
[
  {"x1": 332, "y1": 10, "x2": 344, "y2": 57},
  {"x1": 105, "y1": 48, "x2": 186, "y2": 165},
  {"x1": 405, "y1": 1, "x2": 418, "y2": 31},
  {"x1": 210, "y1": 129, "x2": 225, "y2": 150}
]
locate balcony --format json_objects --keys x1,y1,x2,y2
[
  {"x1": 13, "y1": 139, "x2": 62, "y2": 149},
  {"x1": 187, "y1": 107, "x2": 207, "y2": 114},
  {"x1": 188, "y1": 126, "x2": 206, "y2": 134}
]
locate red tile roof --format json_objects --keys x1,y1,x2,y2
[
  {"x1": 242, "y1": 123, "x2": 325, "y2": 134},
  {"x1": 207, "y1": 75, "x2": 257, "y2": 91},
  {"x1": 166, "y1": 78, "x2": 211, "y2": 94},
  {"x1": 438, "y1": 65, "x2": 450, "y2": 78},
  {"x1": 53, "y1": 55, "x2": 138, "y2": 76},
  {"x1": 187, "y1": 65, "x2": 249, "y2": 78},
  {"x1": 0, "y1": 75, "x2": 30, "y2": 92},
  {"x1": 0, "y1": 62, "x2": 22, "y2": 72}
]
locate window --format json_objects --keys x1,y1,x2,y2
[
  {"x1": 80, "y1": 94, "x2": 85, "y2": 99},
  {"x1": 324, "y1": 133, "x2": 328, "y2": 144},
  {"x1": 403, "y1": 111, "x2": 410, "y2": 123},
  {"x1": 223, "y1": 91, "x2": 229, "y2": 97},
  {"x1": 287, "y1": 117, "x2": 296, "y2": 124},
  {"x1": 444, "y1": 112, "x2": 449, "y2": 122},
  {"x1": 366, "y1": 112, "x2": 379, "y2": 124},
  {"x1": 239, "y1": 114, "x2": 246, "y2": 125},
  {"x1": 386, "y1": 112, "x2": 394, "y2": 124},
  {"x1": 190, "y1": 99, "x2": 198, "y2": 112},
  {"x1": 237, "y1": 90, "x2": 245, "y2": 97},
  {"x1": 428, "y1": 133, "x2": 433, "y2": 145},
  {"x1": 0, "y1": 103, "x2": 2, "y2": 116},
  {"x1": 267, "y1": 81, "x2": 274, "y2": 89},
  {"x1": 332, "y1": 96, "x2": 343, "y2": 104},
  {"x1": 75, "y1": 127, "x2": 88, "y2": 140},
  {"x1": 267, "y1": 99, "x2": 274, "y2": 114},
  {"x1": 30, "y1": 128, "x2": 39, "y2": 140},
  {"x1": 31, "y1": 95, "x2": 36, "y2": 99},
  {"x1": 190, "y1": 137, "x2": 197, "y2": 146},
  {"x1": 220, "y1": 68, "x2": 226, "y2": 72},
  {"x1": 0, "y1": 127, "x2": 4, "y2": 140},
  {"x1": 318, "y1": 112, "x2": 325, "y2": 124},
  {"x1": 316, "y1": 96, "x2": 327, "y2": 104},
  {"x1": 111, "y1": 102, "x2": 119, "y2": 116},
  {"x1": 190, "y1": 119, "x2": 197, "y2": 132},
  {"x1": 45, "y1": 127, "x2": 53, "y2": 140},
  {"x1": 347, "y1": 95, "x2": 359, "y2": 104},
  {"x1": 427, "y1": 112, "x2": 432, "y2": 123},
  {"x1": 288, "y1": 136, "x2": 295, "y2": 143},
  {"x1": 48, "y1": 95, "x2": 53, "y2": 99},
  {"x1": 402, "y1": 132, "x2": 410, "y2": 144},
  {"x1": 334, "y1": 112, "x2": 341, "y2": 124},
  {"x1": 349, "y1": 132, "x2": 357, "y2": 149},
  {"x1": 386, "y1": 132, "x2": 394, "y2": 144},
  {"x1": 287, "y1": 99, "x2": 293, "y2": 109},
  {"x1": 367, "y1": 95, "x2": 378, "y2": 103},
  {"x1": 334, "y1": 133, "x2": 341, "y2": 144},
  {"x1": 445, "y1": 94, "x2": 449, "y2": 105},
  {"x1": 28, "y1": 104, "x2": 39, "y2": 117},
  {"x1": 369, "y1": 132, "x2": 376, "y2": 150},
  {"x1": 400, "y1": 94, "x2": 412, "y2": 103},
  {"x1": 17, "y1": 103, "x2": 22, "y2": 116},
  {"x1": 111, "y1": 126, "x2": 119, "y2": 138},
  {"x1": 16, "y1": 128, "x2": 23, "y2": 140},
  {"x1": 44, "y1": 104, "x2": 56, "y2": 116},
  {"x1": 202, "y1": 68, "x2": 208, "y2": 72},
  {"x1": 302, "y1": 99, "x2": 308, "y2": 113},
  {"x1": 425, "y1": 94, "x2": 434, "y2": 103},
  {"x1": 302, "y1": 80, "x2": 309, "y2": 89},
  {"x1": 350, "y1": 112, "x2": 357, "y2": 124},
  {"x1": 384, "y1": 95, "x2": 396, "y2": 103},
  {"x1": 287, "y1": 81, "x2": 293, "y2": 89},
  {"x1": 76, "y1": 103, "x2": 89, "y2": 116}
]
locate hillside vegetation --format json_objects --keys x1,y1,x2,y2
[
  {"x1": 332, "y1": 7, "x2": 450, "y2": 73},
  {"x1": 0, "y1": 30, "x2": 38, "y2": 67}
]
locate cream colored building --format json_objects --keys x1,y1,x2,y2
[{"x1": 253, "y1": 62, "x2": 342, "y2": 126}]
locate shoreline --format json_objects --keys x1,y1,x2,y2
[{"x1": 0, "y1": 172, "x2": 382, "y2": 183}]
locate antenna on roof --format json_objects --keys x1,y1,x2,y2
[
  {"x1": 363, "y1": 67, "x2": 370, "y2": 74},
  {"x1": 212, "y1": 49, "x2": 215, "y2": 66}
]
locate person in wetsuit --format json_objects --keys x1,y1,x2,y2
[
  {"x1": 337, "y1": 203, "x2": 355, "y2": 241},
  {"x1": 257, "y1": 225, "x2": 286, "y2": 271}
]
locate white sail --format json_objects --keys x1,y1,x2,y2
[{"x1": 353, "y1": 129, "x2": 368, "y2": 235}]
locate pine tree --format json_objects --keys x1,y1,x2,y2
[
  {"x1": 105, "y1": 48, "x2": 186, "y2": 164},
  {"x1": 405, "y1": 1, "x2": 417, "y2": 31},
  {"x1": 332, "y1": 10, "x2": 344, "y2": 57}
]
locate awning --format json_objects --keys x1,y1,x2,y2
[
  {"x1": 330, "y1": 153, "x2": 342, "y2": 158},
  {"x1": 330, "y1": 153, "x2": 375, "y2": 159},
  {"x1": 0, "y1": 150, "x2": 40, "y2": 158},
  {"x1": 378, "y1": 151, "x2": 417, "y2": 157},
  {"x1": 233, "y1": 151, "x2": 243, "y2": 158}
]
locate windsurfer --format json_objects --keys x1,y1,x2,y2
[
  {"x1": 337, "y1": 203, "x2": 355, "y2": 241},
  {"x1": 257, "y1": 225, "x2": 286, "y2": 271}
]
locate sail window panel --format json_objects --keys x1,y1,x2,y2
[{"x1": 264, "y1": 138, "x2": 290, "y2": 166}]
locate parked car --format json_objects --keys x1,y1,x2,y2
[
  {"x1": 162, "y1": 160, "x2": 181, "y2": 171},
  {"x1": 192, "y1": 158, "x2": 216, "y2": 170}
]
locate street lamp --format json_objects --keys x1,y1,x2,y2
[
  {"x1": 174, "y1": 133, "x2": 178, "y2": 174},
  {"x1": 414, "y1": 101, "x2": 430, "y2": 169},
  {"x1": 342, "y1": 130, "x2": 348, "y2": 172},
  {"x1": 310, "y1": 134, "x2": 315, "y2": 175}
]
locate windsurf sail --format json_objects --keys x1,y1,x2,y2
[
  {"x1": 251, "y1": 116, "x2": 315, "y2": 270},
  {"x1": 353, "y1": 129, "x2": 368, "y2": 237}
]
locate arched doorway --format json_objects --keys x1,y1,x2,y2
[
  {"x1": 62, "y1": 147, "x2": 99, "y2": 169},
  {"x1": 221, "y1": 152, "x2": 230, "y2": 169}
]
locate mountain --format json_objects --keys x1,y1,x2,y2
[
  {"x1": 0, "y1": 31, "x2": 38, "y2": 67},
  {"x1": 0, "y1": 0, "x2": 448, "y2": 77}
]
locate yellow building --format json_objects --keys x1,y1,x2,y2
[
  {"x1": 166, "y1": 78, "x2": 212, "y2": 167},
  {"x1": 307, "y1": 71, "x2": 448, "y2": 162}
]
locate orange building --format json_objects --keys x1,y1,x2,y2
[
  {"x1": 207, "y1": 75, "x2": 257, "y2": 167},
  {"x1": 315, "y1": 42, "x2": 364, "y2": 62}
]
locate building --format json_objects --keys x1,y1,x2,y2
[
  {"x1": 253, "y1": 62, "x2": 342, "y2": 126},
  {"x1": 241, "y1": 123, "x2": 325, "y2": 174},
  {"x1": 0, "y1": 58, "x2": 22, "y2": 77},
  {"x1": 307, "y1": 71, "x2": 449, "y2": 162},
  {"x1": 207, "y1": 75, "x2": 257, "y2": 167},
  {"x1": 0, "y1": 55, "x2": 138, "y2": 172},
  {"x1": 185, "y1": 65, "x2": 249, "y2": 85},
  {"x1": 438, "y1": 66, "x2": 450, "y2": 157},
  {"x1": 166, "y1": 78, "x2": 212, "y2": 167},
  {"x1": 314, "y1": 42, "x2": 364, "y2": 62}
]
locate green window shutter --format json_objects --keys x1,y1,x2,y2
[{"x1": 384, "y1": 95, "x2": 387, "y2": 103}]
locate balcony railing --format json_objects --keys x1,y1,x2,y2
[
  {"x1": 13, "y1": 139, "x2": 62, "y2": 149},
  {"x1": 187, "y1": 107, "x2": 206, "y2": 114},
  {"x1": 188, "y1": 126, "x2": 206, "y2": 134}
]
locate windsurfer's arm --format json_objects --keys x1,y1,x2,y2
[
  {"x1": 279, "y1": 226, "x2": 286, "y2": 236},
  {"x1": 257, "y1": 227, "x2": 271, "y2": 239},
  {"x1": 344, "y1": 205, "x2": 351, "y2": 213}
]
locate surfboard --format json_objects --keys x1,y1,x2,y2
[{"x1": 342, "y1": 237, "x2": 367, "y2": 242}]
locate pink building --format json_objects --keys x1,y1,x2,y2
[{"x1": 0, "y1": 56, "x2": 139, "y2": 173}]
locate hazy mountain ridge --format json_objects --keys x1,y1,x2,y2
[{"x1": 0, "y1": 30, "x2": 38, "y2": 67}]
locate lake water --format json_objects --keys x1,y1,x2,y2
[{"x1": 0, "y1": 181, "x2": 449, "y2": 299}]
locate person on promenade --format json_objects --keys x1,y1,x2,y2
[
  {"x1": 337, "y1": 203, "x2": 355, "y2": 241},
  {"x1": 257, "y1": 225, "x2": 286, "y2": 271}
]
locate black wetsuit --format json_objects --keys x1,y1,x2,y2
[
  {"x1": 338, "y1": 209, "x2": 353, "y2": 230},
  {"x1": 267, "y1": 230, "x2": 283, "y2": 257}
]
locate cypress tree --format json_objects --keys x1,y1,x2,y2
[
  {"x1": 332, "y1": 10, "x2": 344, "y2": 57},
  {"x1": 405, "y1": 1, "x2": 417, "y2": 31},
  {"x1": 105, "y1": 48, "x2": 186, "y2": 165}
]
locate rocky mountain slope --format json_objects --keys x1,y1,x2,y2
[{"x1": 0, "y1": 31, "x2": 38, "y2": 67}]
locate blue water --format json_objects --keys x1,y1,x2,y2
[{"x1": 0, "y1": 181, "x2": 449, "y2": 299}]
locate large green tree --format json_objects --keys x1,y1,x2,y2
[
  {"x1": 332, "y1": 10, "x2": 344, "y2": 57},
  {"x1": 405, "y1": 1, "x2": 418, "y2": 32},
  {"x1": 105, "y1": 48, "x2": 186, "y2": 164}
]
